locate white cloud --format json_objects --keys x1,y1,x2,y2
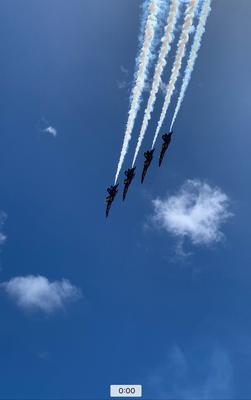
[
  {"x1": 152, "y1": 180, "x2": 232, "y2": 246},
  {"x1": 1, "y1": 275, "x2": 81, "y2": 314},
  {"x1": 44, "y1": 126, "x2": 57, "y2": 137}
]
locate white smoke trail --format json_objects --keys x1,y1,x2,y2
[
  {"x1": 152, "y1": 0, "x2": 198, "y2": 148},
  {"x1": 170, "y1": 0, "x2": 212, "y2": 130},
  {"x1": 132, "y1": 0, "x2": 179, "y2": 167},
  {"x1": 114, "y1": 0, "x2": 160, "y2": 184}
]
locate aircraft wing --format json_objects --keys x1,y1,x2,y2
[
  {"x1": 159, "y1": 145, "x2": 167, "y2": 167},
  {"x1": 106, "y1": 200, "x2": 112, "y2": 217},
  {"x1": 141, "y1": 162, "x2": 150, "y2": 183},
  {"x1": 123, "y1": 183, "x2": 129, "y2": 201}
]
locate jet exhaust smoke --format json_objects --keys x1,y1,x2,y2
[
  {"x1": 170, "y1": 0, "x2": 212, "y2": 130},
  {"x1": 152, "y1": 0, "x2": 198, "y2": 148},
  {"x1": 132, "y1": 0, "x2": 179, "y2": 167},
  {"x1": 114, "y1": 0, "x2": 160, "y2": 184}
]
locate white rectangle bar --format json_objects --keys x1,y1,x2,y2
[{"x1": 110, "y1": 385, "x2": 142, "y2": 397}]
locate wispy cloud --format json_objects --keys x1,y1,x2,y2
[
  {"x1": 117, "y1": 80, "x2": 128, "y2": 90},
  {"x1": 43, "y1": 126, "x2": 57, "y2": 137},
  {"x1": 37, "y1": 351, "x2": 50, "y2": 361},
  {"x1": 1, "y1": 275, "x2": 82, "y2": 314},
  {"x1": 0, "y1": 212, "x2": 7, "y2": 246},
  {"x1": 120, "y1": 65, "x2": 129, "y2": 76},
  {"x1": 143, "y1": 78, "x2": 167, "y2": 96},
  {"x1": 147, "y1": 345, "x2": 234, "y2": 399},
  {"x1": 117, "y1": 65, "x2": 130, "y2": 90},
  {"x1": 152, "y1": 179, "x2": 232, "y2": 246}
]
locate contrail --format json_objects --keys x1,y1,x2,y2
[
  {"x1": 114, "y1": 0, "x2": 160, "y2": 184},
  {"x1": 170, "y1": 0, "x2": 212, "y2": 130},
  {"x1": 132, "y1": 0, "x2": 179, "y2": 167},
  {"x1": 152, "y1": 0, "x2": 198, "y2": 148}
]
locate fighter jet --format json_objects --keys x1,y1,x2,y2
[
  {"x1": 105, "y1": 184, "x2": 119, "y2": 217},
  {"x1": 141, "y1": 149, "x2": 154, "y2": 183},
  {"x1": 123, "y1": 167, "x2": 136, "y2": 201},
  {"x1": 159, "y1": 131, "x2": 173, "y2": 167}
]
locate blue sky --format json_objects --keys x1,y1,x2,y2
[{"x1": 0, "y1": 1, "x2": 251, "y2": 399}]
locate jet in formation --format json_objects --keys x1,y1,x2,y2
[
  {"x1": 159, "y1": 131, "x2": 172, "y2": 167},
  {"x1": 105, "y1": 184, "x2": 119, "y2": 217},
  {"x1": 105, "y1": 131, "x2": 173, "y2": 216},
  {"x1": 141, "y1": 149, "x2": 154, "y2": 183},
  {"x1": 123, "y1": 167, "x2": 136, "y2": 201}
]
